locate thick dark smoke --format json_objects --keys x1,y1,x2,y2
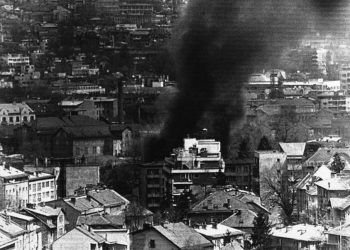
[{"x1": 147, "y1": 0, "x2": 348, "y2": 160}]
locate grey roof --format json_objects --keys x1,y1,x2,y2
[
  {"x1": 220, "y1": 210, "x2": 257, "y2": 229},
  {"x1": 153, "y1": 222, "x2": 212, "y2": 249},
  {"x1": 87, "y1": 189, "x2": 129, "y2": 207},
  {"x1": 76, "y1": 213, "x2": 125, "y2": 227},
  {"x1": 75, "y1": 226, "x2": 106, "y2": 243}
]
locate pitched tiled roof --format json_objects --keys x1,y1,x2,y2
[
  {"x1": 271, "y1": 224, "x2": 325, "y2": 242},
  {"x1": 195, "y1": 223, "x2": 245, "y2": 238},
  {"x1": 315, "y1": 177, "x2": 350, "y2": 191},
  {"x1": 279, "y1": 142, "x2": 306, "y2": 157},
  {"x1": 87, "y1": 189, "x2": 129, "y2": 207},
  {"x1": 75, "y1": 226, "x2": 106, "y2": 243},
  {"x1": 191, "y1": 190, "x2": 249, "y2": 213},
  {"x1": 313, "y1": 165, "x2": 332, "y2": 180},
  {"x1": 304, "y1": 148, "x2": 350, "y2": 166},
  {"x1": 24, "y1": 206, "x2": 61, "y2": 217},
  {"x1": 65, "y1": 196, "x2": 103, "y2": 212},
  {"x1": 220, "y1": 210, "x2": 257, "y2": 229},
  {"x1": 76, "y1": 213, "x2": 125, "y2": 227},
  {"x1": 329, "y1": 195, "x2": 350, "y2": 210},
  {"x1": 62, "y1": 126, "x2": 111, "y2": 138},
  {"x1": 153, "y1": 222, "x2": 212, "y2": 249}
]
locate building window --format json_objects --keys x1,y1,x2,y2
[
  {"x1": 38, "y1": 193, "x2": 41, "y2": 201},
  {"x1": 29, "y1": 184, "x2": 31, "y2": 190},
  {"x1": 33, "y1": 184, "x2": 36, "y2": 192},
  {"x1": 51, "y1": 191, "x2": 54, "y2": 199},
  {"x1": 149, "y1": 240, "x2": 155, "y2": 248},
  {"x1": 16, "y1": 116, "x2": 19, "y2": 122},
  {"x1": 90, "y1": 244, "x2": 96, "y2": 250},
  {"x1": 23, "y1": 116, "x2": 27, "y2": 122},
  {"x1": 50, "y1": 181, "x2": 54, "y2": 188},
  {"x1": 92, "y1": 146, "x2": 97, "y2": 154},
  {"x1": 46, "y1": 191, "x2": 49, "y2": 197},
  {"x1": 84, "y1": 147, "x2": 89, "y2": 155},
  {"x1": 38, "y1": 183, "x2": 41, "y2": 191},
  {"x1": 46, "y1": 181, "x2": 49, "y2": 187},
  {"x1": 9, "y1": 117, "x2": 13, "y2": 123},
  {"x1": 30, "y1": 116, "x2": 34, "y2": 121}
]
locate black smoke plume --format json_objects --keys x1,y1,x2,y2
[{"x1": 147, "y1": 0, "x2": 348, "y2": 160}]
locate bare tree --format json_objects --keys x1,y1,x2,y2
[{"x1": 261, "y1": 167, "x2": 296, "y2": 225}]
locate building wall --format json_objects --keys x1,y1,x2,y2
[
  {"x1": 52, "y1": 228, "x2": 103, "y2": 250},
  {"x1": 132, "y1": 229, "x2": 178, "y2": 250},
  {"x1": 73, "y1": 139, "x2": 105, "y2": 163},
  {"x1": 28, "y1": 177, "x2": 56, "y2": 204},
  {"x1": 5, "y1": 179, "x2": 28, "y2": 209},
  {"x1": 255, "y1": 151, "x2": 287, "y2": 200},
  {"x1": 65, "y1": 166, "x2": 100, "y2": 196}
]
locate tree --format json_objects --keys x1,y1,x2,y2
[
  {"x1": 257, "y1": 136, "x2": 272, "y2": 150},
  {"x1": 261, "y1": 167, "x2": 296, "y2": 225},
  {"x1": 125, "y1": 201, "x2": 151, "y2": 232},
  {"x1": 251, "y1": 212, "x2": 271, "y2": 250},
  {"x1": 330, "y1": 153, "x2": 345, "y2": 173}
]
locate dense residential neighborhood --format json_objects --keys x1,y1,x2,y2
[{"x1": 0, "y1": 0, "x2": 350, "y2": 249}]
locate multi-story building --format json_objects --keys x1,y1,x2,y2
[
  {"x1": 116, "y1": 3, "x2": 153, "y2": 25},
  {"x1": 28, "y1": 172, "x2": 56, "y2": 205},
  {"x1": 0, "y1": 103, "x2": 36, "y2": 125},
  {"x1": 0, "y1": 212, "x2": 42, "y2": 250},
  {"x1": 0, "y1": 164, "x2": 29, "y2": 210},
  {"x1": 224, "y1": 159, "x2": 259, "y2": 194},
  {"x1": 2, "y1": 54, "x2": 30, "y2": 68},
  {"x1": 254, "y1": 150, "x2": 287, "y2": 200},
  {"x1": 95, "y1": 0, "x2": 120, "y2": 16},
  {"x1": 340, "y1": 66, "x2": 350, "y2": 95},
  {"x1": 165, "y1": 138, "x2": 224, "y2": 200},
  {"x1": 23, "y1": 205, "x2": 66, "y2": 249},
  {"x1": 317, "y1": 91, "x2": 350, "y2": 112},
  {"x1": 138, "y1": 162, "x2": 172, "y2": 211}
]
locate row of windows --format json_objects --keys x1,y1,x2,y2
[
  {"x1": 29, "y1": 191, "x2": 55, "y2": 202},
  {"x1": 6, "y1": 186, "x2": 27, "y2": 194},
  {"x1": 29, "y1": 180, "x2": 54, "y2": 192},
  {"x1": 1, "y1": 115, "x2": 34, "y2": 123}
]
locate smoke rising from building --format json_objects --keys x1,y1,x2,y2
[{"x1": 147, "y1": 0, "x2": 348, "y2": 160}]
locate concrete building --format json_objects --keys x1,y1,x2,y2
[
  {"x1": 2, "y1": 54, "x2": 30, "y2": 68},
  {"x1": 28, "y1": 171, "x2": 56, "y2": 205},
  {"x1": 339, "y1": 66, "x2": 350, "y2": 95},
  {"x1": 254, "y1": 150, "x2": 287, "y2": 199},
  {"x1": 0, "y1": 103, "x2": 35, "y2": 125},
  {"x1": 0, "y1": 164, "x2": 29, "y2": 210},
  {"x1": 138, "y1": 162, "x2": 172, "y2": 211},
  {"x1": 317, "y1": 91, "x2": 350, "y2": 112},
  {"x1": 0, "y1": 212, "x2": 41, "y2": 250},
  {"x1": 224, "y1": 159, "x2": 259, "y2": 194},
  {"x1": 6, "y1": 211, "x2": 42, "y2": 250},
  {"x1": 165, "y1": 138, "x2": 224, "y2": 200}
]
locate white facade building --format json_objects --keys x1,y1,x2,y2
[
  {"x1": 28, "y1": 172, "x2": 57, "y2": 205},
  {"x1": 0, "y1": 103, "x2": 35, "y2": 125},
  {"x1": 3, "y1": 54, "x2": 30, "y2": 67},
  {"x1": 0, "y1": 164, "x2": 29, "y2": 210}
]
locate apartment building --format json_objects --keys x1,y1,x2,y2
[
  {"x1": 138, "y1": 162, "x2": 172, "y2": 210},
  {"x1": 0, "y1": 164, "x2": 29, "y2": 210},
  {"x1": 165, "y1": 138, "x2": 224, "y2": 200},
  {"x1": 2, "y1": 54, "x2": 30, "y2": 67},
  {"x1": 28, "y1": 172, "x2": 56, "y2": 205},
  {"x1": 340, "y1": 66, "x2": 350, "y2": 95}
]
